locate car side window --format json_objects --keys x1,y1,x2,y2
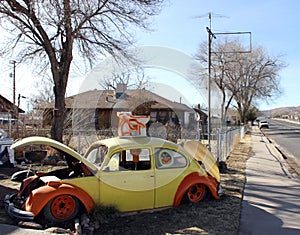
[
  {"x1": 86, "y1": 145, "x2": 108, "y2": 167},
  {"x1": 106, "y1": 152, "x2": 120, "y2": 171},
  {"x1": 155, "y1": 148, "x2": 187, "y2": 169},
  {"x1": 106, "y1": 148, "x2": 151, "y2": 171},
  {"x1": 125, "y1": 148, "x2": 151, "y2": 170}
]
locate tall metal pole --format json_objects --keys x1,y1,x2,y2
[
  {"x1": 206, "y1": 25, "x2": 216, "y2": 151},
  {"x1": 207, "y1": 28, "x2": 211, "y2": 150}
]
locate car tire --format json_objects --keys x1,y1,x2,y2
[
  {"x1": 43, "y1": 194, "x2": 80, "y2": 224},
  {"x1": 182, "y1": 183, "x2": 207, "y2": 203}
]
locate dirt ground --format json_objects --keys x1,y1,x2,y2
[{"x1": 0, "y1": 134, "x2": 252, "y2": 235}]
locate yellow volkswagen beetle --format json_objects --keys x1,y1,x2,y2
[{"x1": 5, "y1": 135, "x2": 222, "y2": 224}]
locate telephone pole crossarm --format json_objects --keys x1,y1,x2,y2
[{"x1": 206, "y1": 27, "x2": 216, "y2": 40}]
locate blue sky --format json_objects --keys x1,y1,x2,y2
[
  {"x1": 1, "y1": 0, "x2": 299, "y2": 111},
  {"x1": 134, "y1": 0, "x2": 300, "y2": 110}
]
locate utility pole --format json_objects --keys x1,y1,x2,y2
[{"x1": 206, "y1": 13, "x2": 216, "y2": 151}]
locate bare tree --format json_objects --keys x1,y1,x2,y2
[
  {"x1": 23, "y1": 75, "x2": 54, "y2": 131},
  {"x1": 194, "y1": 42, "x2": 226, "y2": 123},
  {"x1": 0, "y1": 0, "x2": 163, "y2": 142},
  {"x1": 224, "y1": 44, "x2": 285, "y2": 123},
  {"x1": 195, "y1": 39, "x2": 285, "y2": 124},
  {"x1": 31, "y1": 76, "x2": 55, "y2": 106},
  {"x1": 101, "y1": 67, "x2": 151, "y2": 90}
]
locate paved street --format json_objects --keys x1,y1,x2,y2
[
  {"x1": 239, "y1": 127, "x2": 300, "y2": 234},
  {"x1": 263, "y1": 119, "x2": 300, "y2": 166}
]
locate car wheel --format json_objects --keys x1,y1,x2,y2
[
  {"x1": 182, "y1": 183, "x2": 207, "y2": 203},
  {"x1": 43, "y1": 194, "x2": 80, "y2": 223}
]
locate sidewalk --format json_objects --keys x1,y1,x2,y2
[{"x1": 239, "y1": 127, "x2": 300, "y2": 234}]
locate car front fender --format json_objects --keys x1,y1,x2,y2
[
  {"x1": 183, "y1": 140, "x2": 220, "y2": 182},
  {"x1": 173, "y1": 172, "x2": 220, "y2": 206},
  {"x1": 24, "y1": 182, "x2": 95, "y2": 217}
]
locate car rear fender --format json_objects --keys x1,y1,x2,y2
[
  {"x1": 24, "y1": 183, "x2": 95, "y2": 217},
  {"x1": 173, "y1": 172, "x2": 219, "y2": 206}
]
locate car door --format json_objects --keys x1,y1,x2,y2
[
  {"x1": 98, "y1": 148, "x2": 155, "y2": 212},
  {"x1": 154, "y1": 147, "x2": 188, "y2": 208}
]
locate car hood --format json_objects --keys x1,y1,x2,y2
[
  {"x1": 10, "y1": 136, "x2": 98, "y2": 173},
  {"x1": 183, "y1": 140, "x2": 220, "y2": 182}
]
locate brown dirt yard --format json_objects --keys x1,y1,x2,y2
[{"x1": 0, "y1": 134, "x2": 253, "y2": 235}]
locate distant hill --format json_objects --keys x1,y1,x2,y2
[{"x1": 259, "y1": 106, "x2": 300, "y2": 118}]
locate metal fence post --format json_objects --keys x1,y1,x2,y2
[
  {"x1": 217, "y1": 129, "x2": 221, "y2": 163},
  {"x1": 77, "y1": 131, "x2": 81, "y2": 153}
]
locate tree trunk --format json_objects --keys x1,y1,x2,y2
[
  {"x1": 50, "y1": 59, "x2": 70, "y2": 142},
  {"x1": 51, "y1": 84, "x2": 66, "y2": 143},
  {"x1": 49, "y1": 1, "x2": 73, "y2": 143}
]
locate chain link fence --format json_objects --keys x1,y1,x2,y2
[
  {"x1": 212, "y1": 125, "x2": 247, "y2": 163},
  {"x1": 1, "y1": 124, "x2": 248, "y2": 163},
  {"x1": 68, "y1": 125, "x2": 248, "y2": 162}
]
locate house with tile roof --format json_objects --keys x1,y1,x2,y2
[{"x1": 42, "y1": 85, "x2": 199, "y2": 141}]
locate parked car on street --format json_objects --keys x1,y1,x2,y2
[
  {"x1": 258, "y1": 120, "x2": 269, "y2": 129},
  {"x1": 4, "y1": 135, "x2": 222, "y2": 225},
  {"x1": 259, "y1": 120, "x2": 269, "y2": 129}
]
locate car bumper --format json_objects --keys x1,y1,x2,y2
[{"x1": 4, "y1": 194, "x2": 34, "y2": 221}]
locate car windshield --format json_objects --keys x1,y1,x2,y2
[{"x1": 85, "y1": 144, "x2": 108, "y2": 167}]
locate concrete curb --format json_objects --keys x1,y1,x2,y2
[{"x1": 261, "y1": 130, "x2": 300, "y2": 179}]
